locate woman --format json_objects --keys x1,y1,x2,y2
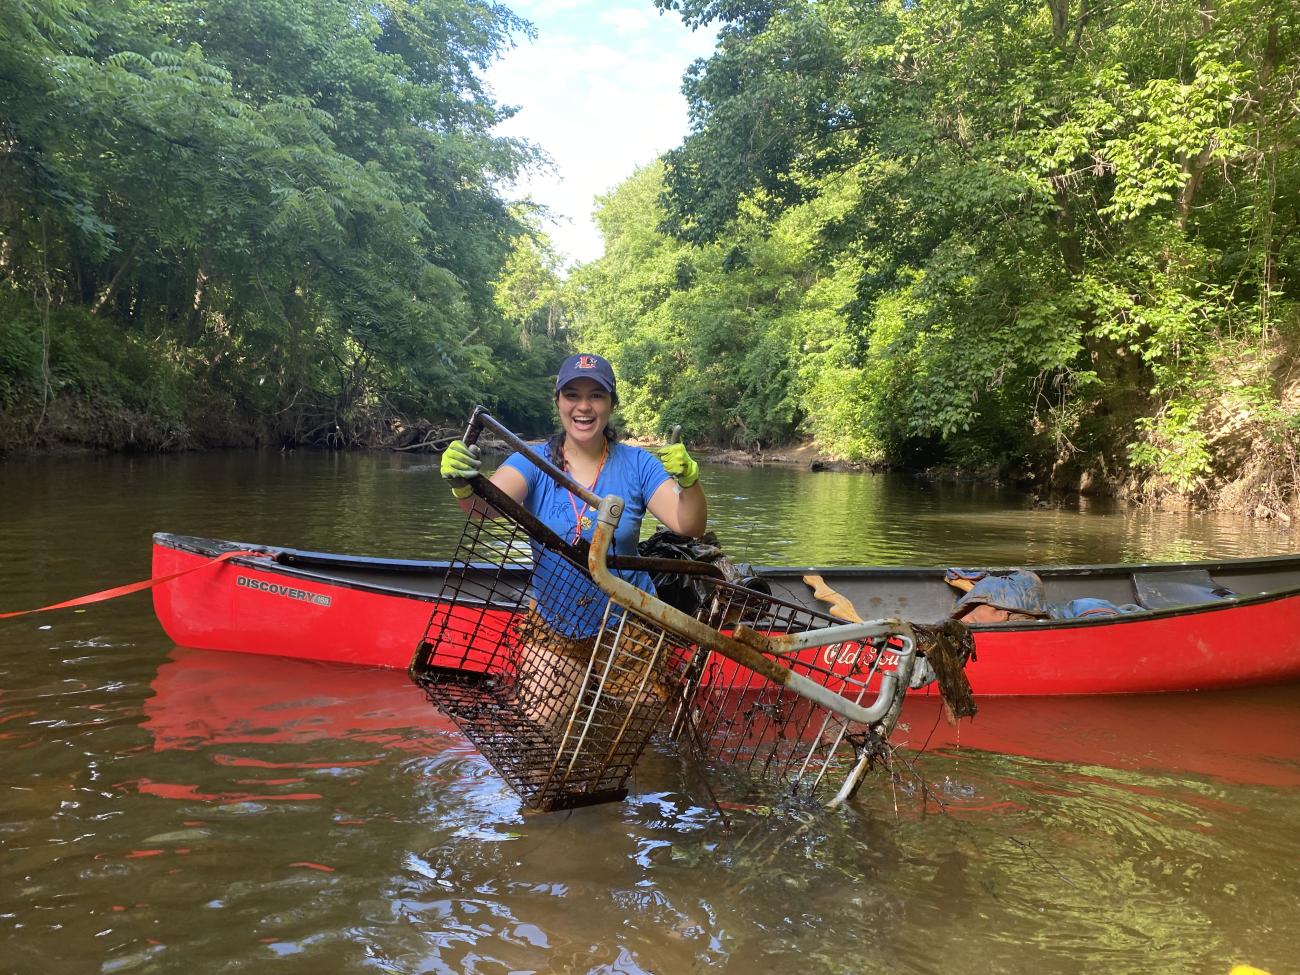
[
  {"x1": 441, "y1": 349, "x2": 705, "y2": 613},
  {"x1": 439, "y1": 353, "x2": 707, "y2": 728}
]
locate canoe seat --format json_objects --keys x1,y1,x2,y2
[{"x1": 1132, "y1": 569, "x2": 1236, "y2": 610}]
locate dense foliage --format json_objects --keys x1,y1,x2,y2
[
  {"x1": 572, "y1": 0, "x2": 1299, "y2": 506},
  {"x1": 5, "y1": 0, "x2": 1297, "y2": 512},
  {"x1": 0, "y1": 0, "x2": 566, "y2": 448}
]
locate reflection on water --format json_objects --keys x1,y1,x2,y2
[
  {"x1": 1, "y1": 451, "x2": 1298, "y2": 973},
  {"x1": 4, "y1": 450, "x2": 1289, "y2": 573},
  {"x1": 701, "y1": 464, "x2": 1294, "y2": 566}
]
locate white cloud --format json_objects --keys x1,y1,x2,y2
[
  {"x1": 484, "y1": 2, "x2": 716, "y2": 266},
  {"x1": 598, "y1": 7, "x2": 660, "y2": 35}
]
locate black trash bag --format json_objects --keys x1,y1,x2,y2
[{"x1": 637, "y1": 528, "x2": 771, "y2": 617}]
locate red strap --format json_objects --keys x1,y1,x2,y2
[{"x1": 0, "y1": 549, "x2": 268, "y2": 620}]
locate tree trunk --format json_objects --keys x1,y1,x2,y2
[
  {"x1": 1047, "y1": 0, "x2": 1072, "y2": 43},
  {"x1": 187, "y1": 256, "x2": 210, "y2": 340},
  {"x1": 91, "y1": 240, "x2": 141, "y2": 315}
]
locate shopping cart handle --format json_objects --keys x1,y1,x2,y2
[{"x1": 587, "y1": 496, "x2": 910, "y2": 729}]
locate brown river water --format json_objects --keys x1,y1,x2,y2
[{"x1": 2, "y1": 451, "x2": 1298, "y2": 974}]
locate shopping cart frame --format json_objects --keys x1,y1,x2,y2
[{"x1": 413, "y1": 407, "x2": 920, "y2": 809}]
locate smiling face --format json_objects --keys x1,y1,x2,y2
[{"x1": 557, "y1": 377, "x2": 613, "y2": 451}]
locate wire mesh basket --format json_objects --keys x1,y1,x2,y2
[
  {"x1": 672, "y1": 581, "x2": 912, "y2": 803},
  {"x1": 410, "y1": 498, "x2": 700, "y2": 811},
  {"x1": 410, "y1": 409, "x2": 723, "y2": 811},
  {"x1": 411, "y1": 408, "x2": 925, "y2": 812}
]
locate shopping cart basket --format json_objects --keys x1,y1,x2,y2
[{"x1": 410, "y1": 408, "x2": 924, "y2": 811}]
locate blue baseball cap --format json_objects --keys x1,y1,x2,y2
[{"x1": 555, "y1": 353, "x2": 617, "y2": 399}]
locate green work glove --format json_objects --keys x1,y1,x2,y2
[
  {"x1": 440, "y1": 439, "x2": 481, "y2": 499},
  {"x1": 657, "y1": 442, "x2": 699, "y2": 489}
]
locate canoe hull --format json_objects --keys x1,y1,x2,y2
[
  {"x1": 951, "y1": 595, "x2": 1300, "y2": 694},
  {"x1": 152, "y1": 541, "x2": 427, "y2": 670},
  {"x1": 151, "y1": 533, "x2": 1300, "y2": 696}
]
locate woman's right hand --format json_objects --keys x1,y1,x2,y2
[{"x1": 440, "y1": 440, "x2": 481, "y2": 498}]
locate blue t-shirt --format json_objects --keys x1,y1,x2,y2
[{"x1": 502, "y1": 441, "x2": 671, "y2": 637}]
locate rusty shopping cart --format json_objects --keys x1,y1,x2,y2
[{"x1": 409, "y1": 408, "x2": 926, "y2": 812}]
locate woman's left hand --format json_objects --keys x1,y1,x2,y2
[{"x1": 657, "y1": 442, "x2": 699, "y2": 488}]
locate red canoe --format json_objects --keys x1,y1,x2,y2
[{"x1": 151, "y1": 532, "x2": 1300, "y2": 696}]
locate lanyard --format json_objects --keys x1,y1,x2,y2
[{"x1": 565, "y1": 440, "x2": 609, "y2": 542}]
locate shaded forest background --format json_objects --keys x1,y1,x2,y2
[{"x1": 2, "y1": 0, "x2": 1297, "y2": 514}]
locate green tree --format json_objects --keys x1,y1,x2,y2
[
  {"x1": 627, "y1": 0, "x2": 1298, "y2": 501},
  {"x1": 1, "y1": 0, "x2": 549, "y2": 448},
  {"x1": 491, "y1": 221, "x2": 573, "y2": 433}
]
